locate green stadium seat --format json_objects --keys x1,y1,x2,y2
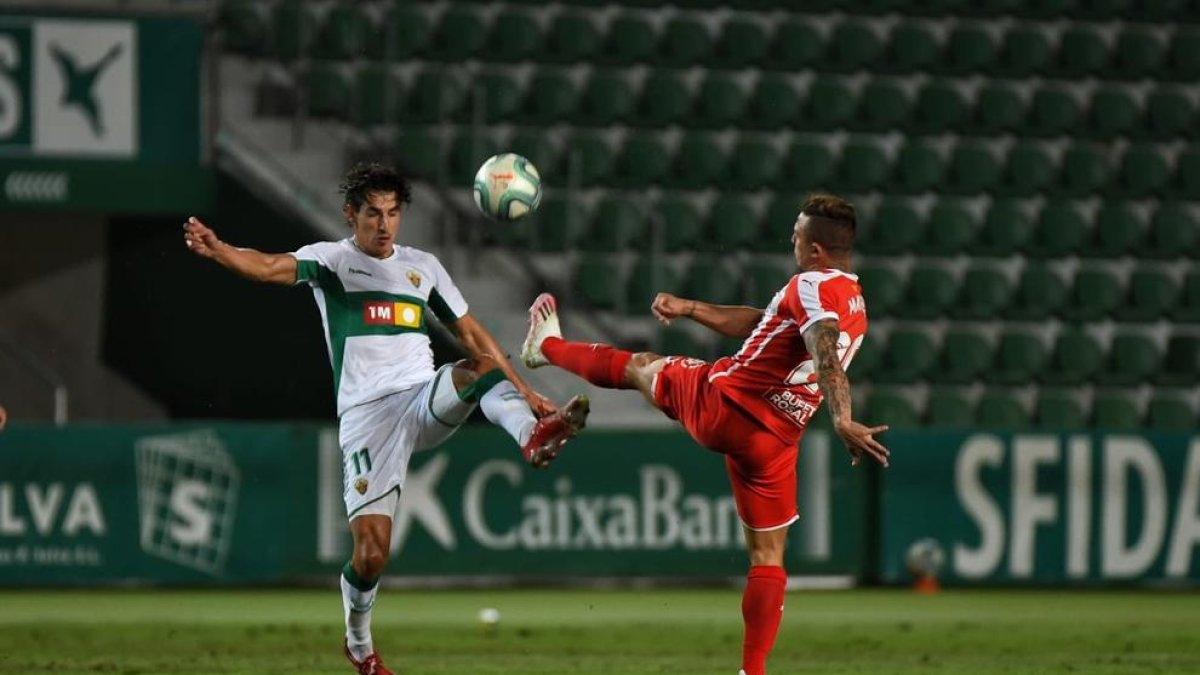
[
  {"x1": 1062, "y1": 266, "x2": 1123, "y2": 321},
  {"x1": 1082, "y1": 201, "x2": 1144, "y2": 258},
  {"x1": 1166, "y1": 30, "x2": 1200, "y2": 81},
  {"x1": 946, "y1": 142, "x2": 1001, "y2": 195},
  {"x1": 508, "y1": 129, "x2": 560, "y2": 180},
  {"x1": 528, "y1": 197, "x2": 587, "y2": 252},
  {"x1": 1035, "y1": 391, "x2": 1087, "y2": 429},
  {"x1": 969, "y1": 83, "x2": 1026, "y2": 136},
  {"x1": 1126, "y1": 268, "x2": 1179, "y2": 321},
  {"x1": 574, "y1": 254, "x2": 623, "y2": 310},
  {"x1": 1174, "y1": 272, "x2": 1200, "y2": 322},
  {"x1": 1027, "y1": 200, "x2": 1088, "y2": 258},
  {"x1": 693, "y1": 73, "x2": 749, "y2": 129},
  {"x1": 1053, "y1": 26, "x2": 1107, "y2": 78},
  {"x1": 747, "y1": 75, "x2": 802, "y2": 130},
  {"x1": 602, "y1": 13, "x2": 657, "y2": 66},
  {"x1": 932, "y1": 330, "x2": 993, "y2": 384},
  {"x1": 428, "y1": 6, "x2": 487, "y2": 61},
  {"x1": 576, "y1": 70, "x2": 636, "y2": 126},
  {"x1": 855, "y1": 80, "x2": 912, "y2": 132},
  {"x1": 1141, "y1": 88, "x2": 1194, "y2": 140},
  {"x1": 524, "y1": 69, "x2": 578, "y2": 125},
  {"x1": 371, "y1": 4, "x2": 430, "y2": 61},
  {"x1": 769, "y1": 19, "x2": 824, "y2": 71},
  {"x1": 314, "y1": 4, "x2": 370, "y2": 60},
  {"x1": 711, "y1": 17, "x2": 768, "y2": 68},
  {"x1": 904, "y1": 0, "x2": 963, "y2": 16},
  {"x1": 270, "y1": 0, "x2": 315, "y2": 61},
  {"x1": 1056, "y1": 143, "x2": 1111, "y2": 197},
  {"x1": 883, "y1": 22, "x2": 940, "y2": 74},
  {"x1": 1085, "y1": 87, "x2": 1140, "y2": 138},
  {"x1": 878, "y1": 329, "x2": 938, "y2": 384},
  {"x1": 628, "y1": 255, "x2": 686, "y2": 314},
  {"x1": 953, "y1": 266, "x2": 1012, "y2": 320},
  {"x1": 683, "y1": 255, "x2": 741, "y2": 306},
  {"x1": 926, "y1": 388, "x2": 976, "y2": 428},
  {"x1": 999, "y1": 142, "x2": 1055, "y2": 197},
  {"x1": 1074, "y1": 0, "x2": 1132, "y2": 19},
  {"x1": 304, "y1": 64, "x2": 351, "y2": 120},
  {"x1": 861, "y1": 198, "x2": 923, "y2": 255},
  {"x1": 910, "y1": 80, "x2": 969, "y2": 134},
  {"x1": 656, "y1": 195, "x2": 703, "y2": 252},
  {"x1": 580, "y1": 196, "x2": 643, "y2": 252},
  {"x1": 351, "y1": 64, "x2": 400, "y2": 127},
  {"x1": 1025, "y1": 86, "x2": 1081, "y2": 137},
  {"x1": 612, "y1": 133, "x2": 671, "y2": 189},
  {"x1": 848, "y1": 333, "x2": 882, "y2": 380},
  {"x1": 970, "y1": 0, "x2": 1024, "y2": 17},
  {"x1": 1142, "y1": 202, "x2": 1198, "y2": 258},
  {"x1": 976, "y1": 390, "x2": 1029, "y2": 429},
  {"x1": 1123, "y1": 0, "x2": 1185, "y2": 21},
  {"x1": 972, "y1": 198, "x2": 1034, "y2": 256},
  {"x1": 1100, "y1": 334, "x2": 1161, "y2": 386},
  {"x1": 400, "y1": 67, "x2": 466, "y2": 123},
  {"x1": 670, "y1": 134, "x2": 726, "y2": 189},
  {"x1": 826, "y1": 20, "x2": 883, "y2": 73},
  {"x1": 469, "y1": 70, "x2": 523, "y2": 123},
  {"x1": 634, "y1": 71, "x2": 691, "y2": 128},
  {"x1": 1117, "y1": 144, "x2": 1172, "y2": 198},
  {"x1": 657, "y1": 17, "x2": 712, "y2": 67},
  {"x1": 856, "y1": 265, "x2": 904, "y2": 317},
  {"x1": 394, "y1": 127, "x2": 444, "y2": 181},
  {"x1": 448, "y1": 131, "x2": 499, "y2": 183},
  {"x1": 898, "y1": 266, "x2": 957, "y2": 319},
  {"x1": 1092, "y1": 393, "x2": 1142, "y2": 431},
  {"x1": 744, "y1": 257, "x2": 792, "y2": 304},
  {"x1": 1146, "y1": 395, "x2": 1196, "y2": 431},
  {"x1": 803, "y1": 77, "x2": 856, "y2": 131},
  {"x1": 706, "y1": 196, "x2": 759, "y2": 252},
  {"x1": 939, "y1": 24, "x2": 997, "y2": 75},
  {"x1": 1111, "y1": 29, "x2": 1164, "y2": 80},
  {"x1": 865, "y1": 390, "x2": 919, "y2": 429},
  {"x1": 1173, "y1": 147, "x2": 1200, "y2": 199},
  {"x1": 778, "y1": 140, "x2": 835, "y2": 191},
  {"x1": 1007, "y1": 267, "x2": 1068, "y2": 320},
  {"x1": 836, "y1": 140, "x2": 889, "y2": 194},
  {"x1": 728, "y1": 136, "x2": 782, "y2": 191},
  {"x1": 1043, "y1": 330, "x2": 1104, "y2": 385},
  {"x1": 926, "y1": 199, "x2": 978, "y2": 255},
  {"x1": 660, "y1": 326, "x2": 709, "y2": 360},
  {"x1": 545, "y1": 12, "x2": 602, "y2": 63},
  {"x1": 890, "y1": 141, "x2": 944, "y2": 194},
  {"x1": 759, "y1": 195, "x2": 804, "y2": 253},
  {"x1": 1158, "y1": 335, "x2": 1200, "y2": 385},
  {"x1": 994, "y1": 25, "x2": 1052, "y2": 77},
  {"x1": 218, "y1": 0, "x2": 267, "y2": 56},
  {"x1": 488, "y1": 9, "x2": 542, "y2": 62},
  {"x1": 992, "y1": 332, "x2": 1048, "y2": 385},
  {"x1": 558, "y1": 132, "x2": 615, "y2": 185}
]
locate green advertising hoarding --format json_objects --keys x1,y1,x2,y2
[
  {"x1": 881, "y1": 432, "x2": 1200, "y2": 585},
  {"x1": 0, "y1": 425, "x2": 866, "y2": 585},
  {"x1": 0, "y1": 14, "x2": 210, "y2": 212}
]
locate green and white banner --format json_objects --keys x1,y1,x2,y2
[{"x1": 880, "y1": 432, "x2": 1200, "y2": 585}]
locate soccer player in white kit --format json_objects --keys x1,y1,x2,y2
[{"x1": 183, "y1": 163, "x2": 588, "y2": 675}]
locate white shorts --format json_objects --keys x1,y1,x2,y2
[{"x1": 339, "y1": 364, "x2": 475, "y2": 519}]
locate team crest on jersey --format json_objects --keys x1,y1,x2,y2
[
  {"x1": 407, "y1": 270, "x2": 422, "y2": 288},
  {"x1": 354, "y1": 478, "x2": 369, "y2": 495}
]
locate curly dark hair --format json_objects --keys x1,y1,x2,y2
[
  {"x1": 339, "y1": 162, "x2": 413, "y2": 211},
  {"x1": 801, "y1": 193, "x2": 856, "y2": 255}
]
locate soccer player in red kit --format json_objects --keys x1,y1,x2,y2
[{"x1": 520, "y1": 194, "x2": 889, "y2": 675}]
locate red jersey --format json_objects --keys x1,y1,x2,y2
[{"x1": 709, "y1": 269, "x2": 867, "y2": 444}]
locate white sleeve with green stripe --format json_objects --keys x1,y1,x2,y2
[
  {"x1": 426, "y1": 254, "x2": 469, "y2": 323},
  {"x1": 292, "y1": 241, "x2": 344, "y2": 287}
]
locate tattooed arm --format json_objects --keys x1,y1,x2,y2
[{"x1": 802, "y1": 319, "x2": 890, "y2": 467}]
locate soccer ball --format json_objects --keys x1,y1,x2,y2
[
  {"x1": 905, "y1": 537, "x2": 945, "y2": 578},
  {"x1": 473, "y1": 153, "x2": 542, "y2": 222}
]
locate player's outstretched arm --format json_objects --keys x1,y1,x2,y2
[
  {"x1": 803, "y1": 319, "x2": 890, "y2": 468},
  {"x1": 448, "y1": 313, "x2": 556, "y2": 417},
  {"x1": 183, "y1": 217, "x2": 297, "y2": 286},
  {"x1": 651, "y1": 292, "x2": 763, "y2": 339}
]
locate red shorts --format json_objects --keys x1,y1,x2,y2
[{"x1": 652, "y1": 357, "x2": 801, "y2": 530}]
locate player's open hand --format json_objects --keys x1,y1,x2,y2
[
  {"x1": 651, "y1": 293, "x2": 694, "y2": 325},
  {"x1": 521, "y1": 388, "x2": 557, "y2": 418},
  {"x1": 183, "y1": 217, "x2": 221, "y2": 259},
  {"x1": 833, "y1": 419, "x2": 890, "y2": 468}
]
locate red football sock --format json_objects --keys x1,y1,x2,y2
[
  {"x1": 741, "y1": 565, "x2": 787, "y2": 675},
  {"x1": 541, "y1": 337, "x2": 633, "y2": 389}
]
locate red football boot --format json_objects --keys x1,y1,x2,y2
[
  {"x1": 344, "y1": 639, "x2": 394, "y2": 675},
  {"x1": 521, "y1": 395, "x2": 590, "y2": 468}
]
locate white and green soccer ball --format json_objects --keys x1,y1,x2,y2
[{"x1": 473, "y1": 153, "x2": 542, "y2": 222}]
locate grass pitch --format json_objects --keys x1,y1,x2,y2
[{"x1": 0, "y1": 588, "x2": 1196, "y2": 674}]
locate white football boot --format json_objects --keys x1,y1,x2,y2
[{"x1": 521, "y1": 292, "x2": 562, "y2": 369}]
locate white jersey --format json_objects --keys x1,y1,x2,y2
[{"x1": 291, "y1": 239, "x2": 469, "y2": 416}]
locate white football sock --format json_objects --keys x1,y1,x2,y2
[
  {"x1": 341, "y1": 574, "x2": 378, "y2": 661},
  {"x1": 480, "y1": 380, "x2": 537, "y2": 446}
]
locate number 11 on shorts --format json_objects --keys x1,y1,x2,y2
[{"x1": 351, "y1": 447, "x2": 372, "y2": 474}]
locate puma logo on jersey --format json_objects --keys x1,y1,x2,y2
[
  {"x1": 364, "y1": 301, "x2": 423, "y2": 328},
  {"x1": 848, "y1": 295, "x2": 866, "y2": 314}
]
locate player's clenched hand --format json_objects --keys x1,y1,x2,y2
[
  {"x1": 651, "y1": 293, "x2": 694, "y2": 325},
  {"x1": 833, "y1": 419, "x2": 890, "y2": 468},
  {"x1": 183, "y1": 217, "x2": 221, "y2": 259},
  {"x1": 521, "y1": 388, "x2": 557, "y2": 418}
]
